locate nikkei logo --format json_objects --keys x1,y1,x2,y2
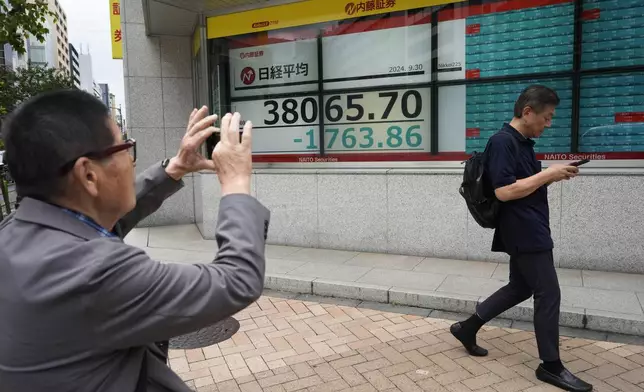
[
  {"x1": 345, "y1": 0, "x2": 397, "y2": 16},
  {"x1": 240, "y1": 67, "x2": 256, "y2": 85}
]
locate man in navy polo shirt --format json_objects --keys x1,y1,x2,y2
[{"x1": 450, "y1": 85, "x2": 592, "y2": 392}]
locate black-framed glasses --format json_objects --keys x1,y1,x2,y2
[{"x1": 59, "y1": 138, "x2": 137, "y2": 175}]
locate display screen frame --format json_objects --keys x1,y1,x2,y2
[{"x1": 205, "y1": 0, "x2": 644, "y2": 166}]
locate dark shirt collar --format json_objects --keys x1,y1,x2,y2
[{"x1": 501, "y1": 122, "x2": 535, "y2": 146}]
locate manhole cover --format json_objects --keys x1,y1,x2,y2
[{"x1": 169, "y1": 317, "x2": 240, "y2": 349}]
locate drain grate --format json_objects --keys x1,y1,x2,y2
[{"x1": 169, "y1": 317, "x2": 240, "y2": 349}]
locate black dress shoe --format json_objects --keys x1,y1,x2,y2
[
  {"x1": 450, "y1": 322, "x2": 488, "y2": 357},
  {"x1": 536, "y1": 364, "x2": 593, "y2": 392}
]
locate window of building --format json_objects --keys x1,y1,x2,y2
[
  {"x1": 30, "y1": 46, "x2": 47, "y2": 65},
  {"x1": 207, "y1": 0, "x2": 644, "y2": 163},
  {"x1": 0, "y1": 45, "x2": 5, "y2": 67}
]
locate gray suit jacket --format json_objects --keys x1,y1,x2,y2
[{"x1": 0, "y1": 162, "x2": 270, "y2": 392}]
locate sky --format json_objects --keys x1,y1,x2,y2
[{"x1": 59, "y1": 0, "x2": 126, "y2": 118}]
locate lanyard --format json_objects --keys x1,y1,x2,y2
[{"x1": 61, "y1": 208, "x2": 117, "y2": 238}]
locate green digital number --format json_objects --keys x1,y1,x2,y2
[
  {"x1": 342, "y1": 128, "x2": 357, "y2": 148},
  {"x1": 406, "y1": 125, "x2": 422, "y2": 148},
  {"x1": 325, "y1": 128, "x2": 339, "y2": 149},
  {"x1": 305, "y1": 129, "x2": 317, "y2": 149},
  {"x1": 322, "y1": 125, "x2": 423, "y2": 150},
  {"x1": 359, "y1": 127, "x2": 374, "y2": 148},
  {"x1": 386, "y1": 126, "x2": 403, "y2": 148}
]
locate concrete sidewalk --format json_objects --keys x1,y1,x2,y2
[{"x1": 124, "y1": 225, "x2": 644, "y2": 337}]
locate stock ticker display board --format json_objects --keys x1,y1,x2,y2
[
  {"x1": 579, "y1": 0, "x2": 644, "y2": 153},
  {"x1": 211, "y1": 0, "x2": 644, "y2": 162},
  {"x1": 460, "y1": 2, "x2": 574, "y2": 154},
  {"x1": 228, "y1": 12, "x2": 433, "y2": 160}
]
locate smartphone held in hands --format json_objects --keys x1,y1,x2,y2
[{"x1": 569, "y1": 159, "x2": 590, "y2": 167}]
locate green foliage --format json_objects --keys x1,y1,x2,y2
[
  {"x1": 0, "y1": 0, "x2": 56, "y2": 55},
  {"x1": 0, "y1": 63, "x2": 76, "y2": 117}
]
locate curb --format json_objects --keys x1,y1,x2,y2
[{"x1": 264, "y1": 274, "x2": 644, "y2": 337}]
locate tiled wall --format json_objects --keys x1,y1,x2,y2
[
  {"x1": 123, "y1": 0, "x2": 195, "y2": 226},
  {"x1": 197, "y1": 170, "x2": 644, "y2": 274}
]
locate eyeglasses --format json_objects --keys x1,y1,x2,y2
[
  {"x1": 88, "y1": 138, "x2": 136, "y2": 162},
  {"x1": 59, "y1": 138, "x2": 137, "y2": 175}
]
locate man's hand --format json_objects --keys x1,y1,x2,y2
[
  {"x1": 545, "y1": 164, "x2": 579, "y2": 183},
  {"x1": 165, "y1": 106, "x2": 218, "y2": 180},
  {"x1": 495, "y1": 164, "x2": 578, "y2": 202},
  {"x1": 212, "y1": 112, "x2": 252, "y2": 196}
]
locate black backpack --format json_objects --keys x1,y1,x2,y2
[{"x1": 459, "y1": 135, "x2": 519, "y2": 229}]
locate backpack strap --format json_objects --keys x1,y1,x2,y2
[
  {"x1": 510, "y1": 134, "x2": 521, "y2": 161},
  {"x1": 481, "y1": 131, "x2": 521, "y2": 168}
]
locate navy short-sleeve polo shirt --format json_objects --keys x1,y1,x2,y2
[{"x1": 486, "y1": 123, "x2": 553, "y2": 255}]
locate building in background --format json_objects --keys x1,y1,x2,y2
[
  {"x1": 68, "y1": 43, "x2": 80, "y2": 87},
  {"x1": 115, "y1": 106, "x2": 124, "y2": 134},
  {"x1": 98, "y1": 84, "x2": 122, "y2": 128},
  {"x1": 24, "y1": 0, "x2": 70, "y2": 72},
  {"x1": 107, "y1": 91, "x2": 124, "y2": 135},
  {"x1": 0, "y1": 2, "x2": 28, "y2": 70},
  {"x1": 109, "y1": 92, "x2": 118, "y2": 119},
  {"x1": 77, "y1": 48, "x2": 102, "y2": 98},
  {"x1": 78, "y1": 49, "x2": 95, "y2": 95},
  {"x1": 0, "y1": 0, "x2": 68, "y2": 72},
  {"x1": 98, "y1": 83, "x2": 118, "y2": 115},
  {"x1": 98, "y1": 83, "x2": 110, "y2": 107},
  {"x1": 3, "y1": 37, "x2": 44, "y2": 71},
  {"x1": 92, "y1": 81, "x2": 101, "y2": 99},
  {"x1": 47, "y1": 0, "x2": 70, "y2": 74},
  {"x1": 26, "y1": 35, "x2": 50, "y2": 68}
]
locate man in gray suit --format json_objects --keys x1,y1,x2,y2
[{"x1": 0, "y1": 90, "x2": 269, "y2": 392}]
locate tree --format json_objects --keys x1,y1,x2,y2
[
  {"x1": 0, "y1": 0, "x2": 56, "y2": 55},
  {"x1": 0, "y1": 63, "x2": 76, "y2": 117}
]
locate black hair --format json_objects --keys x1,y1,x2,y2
[
  {"x1": 2, "y1": 89, "x2": 114, "y2": 200},
  {"x1": 513, "y1": 85, "x2": 560, "y2": 118}
]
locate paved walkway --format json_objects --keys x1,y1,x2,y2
[
  {"x1": 125, "y1": 225, "x2": 644, "y2": 337},
  {"x1": 167, "y1": 293, "x2": 644, "y2": 392}
]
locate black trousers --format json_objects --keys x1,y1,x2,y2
[{"x1": 476, "y1": 249, "x2": 561, "y2": 362}]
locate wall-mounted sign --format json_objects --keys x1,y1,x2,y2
[
  {"x1": 109, "y1": 0, "x2": 123, "y2": 59},
  {"x1": 206, "y1": 0, "x2": 464, "y2": 39}
]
